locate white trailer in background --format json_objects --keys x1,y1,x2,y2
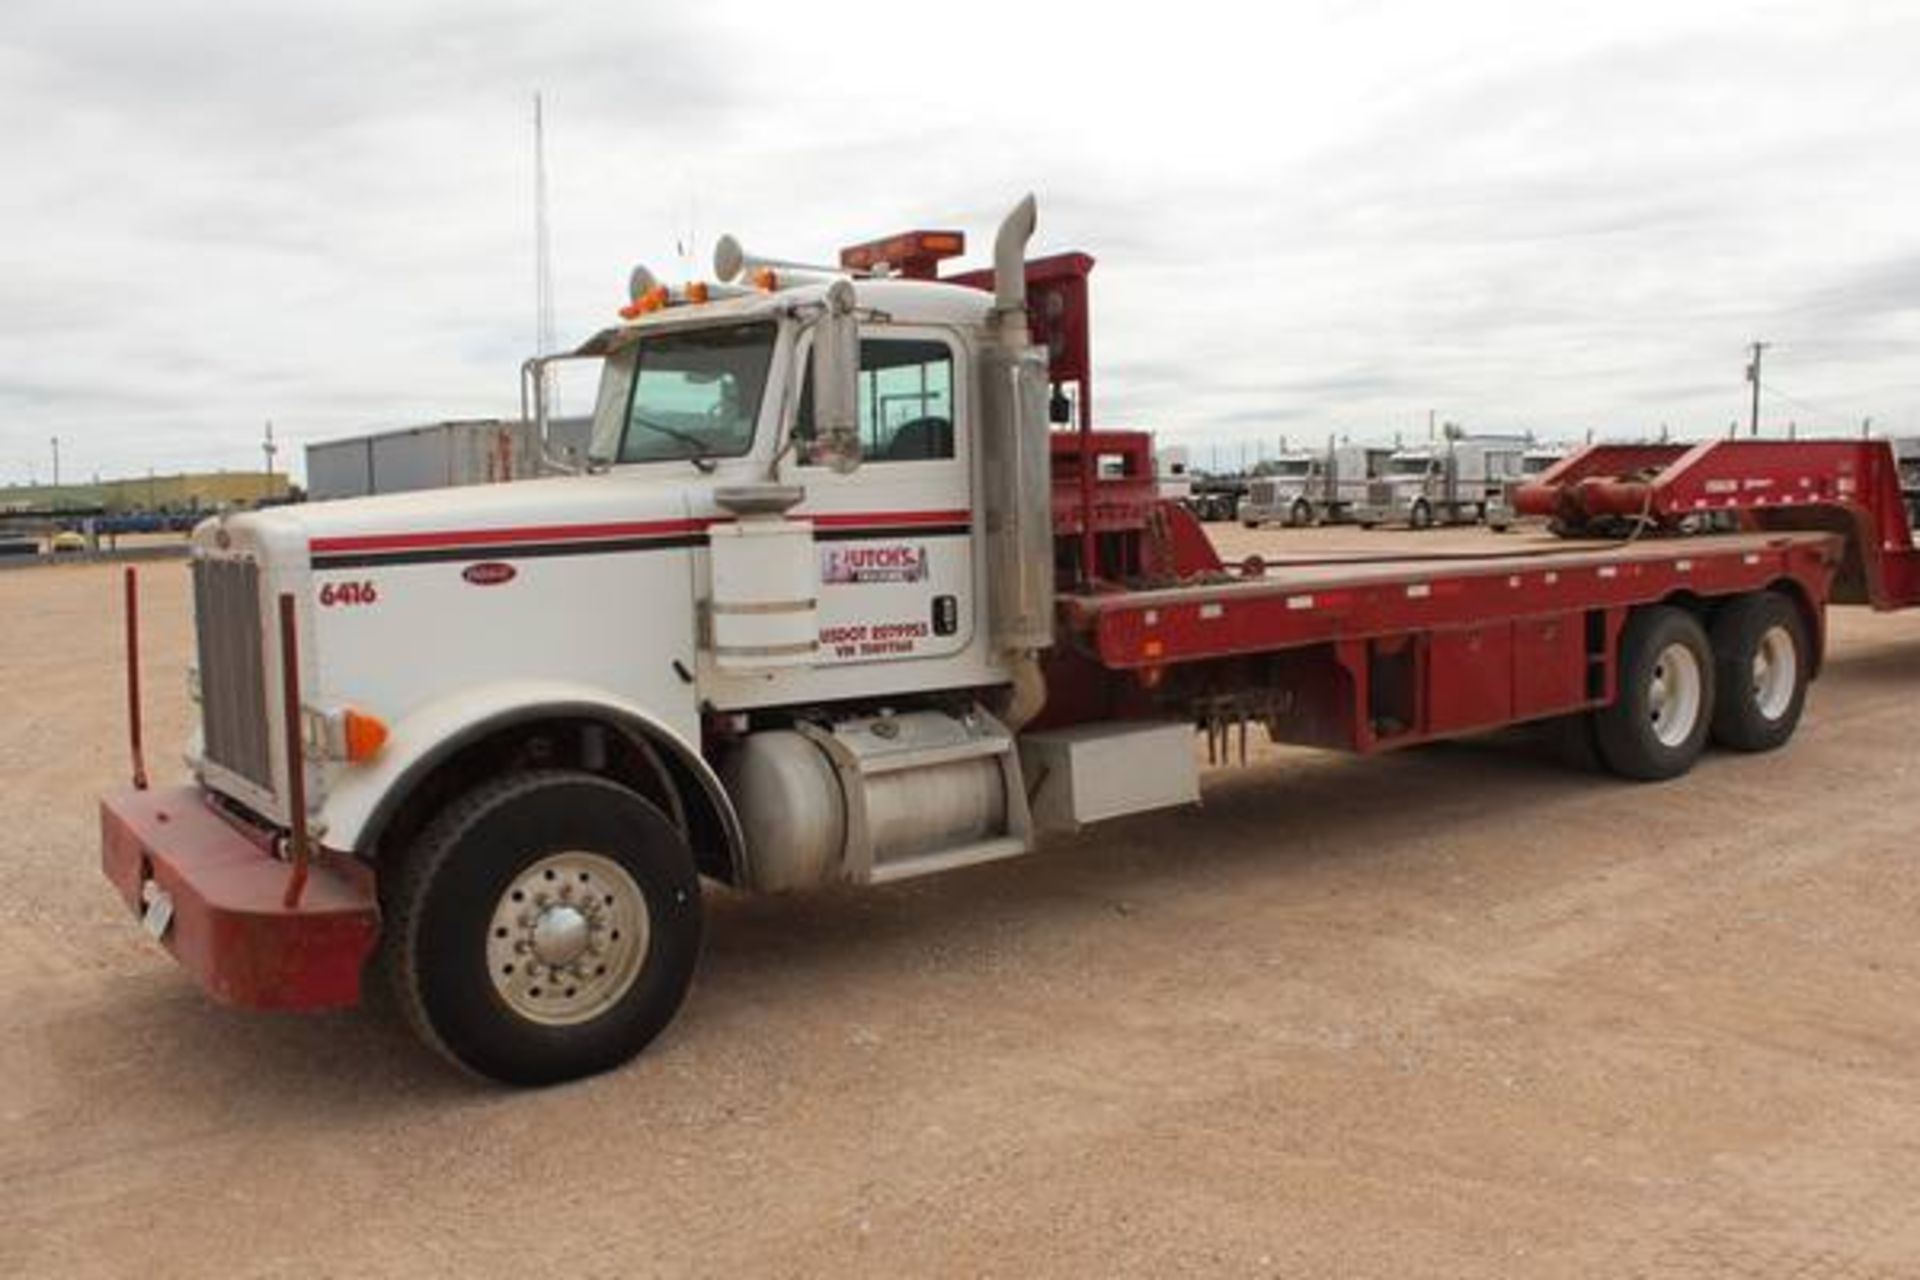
[
  {"x1": 306, "y1": 416, "x2": 594, "y2": 502},
  {"x1": 1156, "y1": 445, "x2": 1193, "y2": 504}
]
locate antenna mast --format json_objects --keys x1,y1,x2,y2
[{"x1": 533, "y1": 92, "x2": 557, "y2": 413}]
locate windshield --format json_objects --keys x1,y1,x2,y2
[
  {"x1": 1269, "y1": 459, "x2": 1313, "y2": 477},
  {"x1": 597, "y1": 322, "x2": 777, "y2": 465},
  {"x1": 1523, "y1": 454, "x2": 1558, "y2": 474},
  {"x1": 1387, "y1": 456, "x2": 1434, "y2": 476}
]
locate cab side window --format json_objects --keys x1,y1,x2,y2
[{"x1": 796, "y1": 338, "x2": 955, "y2": 464}]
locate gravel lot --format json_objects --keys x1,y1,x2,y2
[{"x1": 5, "y1": 528, "x2": 1920, "y2": 1278}]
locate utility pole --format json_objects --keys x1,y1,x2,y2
[
  {"x1": 50, "y1": 436, "x2": 60, "y2": 487},
  {"x1": 1745, "y1": 341, "x2": 1769, "y2": 437},
  {"x1": 261, "y1": 420, "x2": 279, "y2": 502}
]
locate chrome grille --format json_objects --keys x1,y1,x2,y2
[
  {"x1": 192, "y1": 558, "x2": 274, "y2": 792},
  {"x1": 1248, "y1": 479, "x2": 1277, "y2": 505}
]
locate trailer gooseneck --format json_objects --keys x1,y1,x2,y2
[{"x1": 102, "y1": 197, "x2": 1862, "y2": 1084}]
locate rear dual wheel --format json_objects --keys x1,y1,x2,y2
[
  {"x1": 1593, "y1": 606, "x2": 1715, "y2": 781},
  {"x1": 1709, "y1": 592, "x2": 1809, "y2": 752},
  {"x1": 1591, "y1": 593, "x2": 1809, "y2": 781}
]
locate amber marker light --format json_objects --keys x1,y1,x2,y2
[{"x1": 343, "y1": 709, "x2": 389, "y2": 763}]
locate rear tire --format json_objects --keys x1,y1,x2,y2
[
  {"x1": 1409, "y1": 499, "x2": 1434, "y2": 530},
  {"x1": 1288, "y1": 499, "x2": 1313, "y2": 527},
  {"x1": 1709, "y1": 592, "x2": 1809, "y2": 752},
  {"x1": 1592, "y1": 606, "x2": 1715, "y2": 781},
  {"x1": 386, "y1": 770, "x2": 703, "y2": 1086}
]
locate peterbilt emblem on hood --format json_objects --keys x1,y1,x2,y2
[{"x1": 462, "y1": 562, "x2": 517, "y2": 586}]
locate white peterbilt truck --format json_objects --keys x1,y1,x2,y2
[
  {"x1": 1354, "y1": 434, "x2": 1532, "y2": 530},
  {"x1": 1240, "y1": 442, "x2": 1394, "y2": 528},
  {"x1": 102, "y1": 197, "x2": 1842, "y2": 1084}
]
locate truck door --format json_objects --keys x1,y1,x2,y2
[{"x1": 794, "y1": 329, "x2": 975, "y2": 666}]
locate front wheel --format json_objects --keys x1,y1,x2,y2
[
  {"x1": 1409, "y1": 499, "x2": 1434, "y2": 530},
  {"x1": 1592, "y1": 606, "x2": 1715, "y2": 781},
  {"x1": 386, "y1": 770, "x2": 703, "y2": 1085},
  {"x1": 1710, "y1": 592, "x2": 1810, "y2": 752}
]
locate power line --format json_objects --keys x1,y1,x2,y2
[{"x1": 1760, "y1": 380, "x2": 1848, "y2": 422}]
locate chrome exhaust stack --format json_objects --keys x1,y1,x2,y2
[{"x1": 978, "y1": 194, "x2": 1052, "y2": 725}]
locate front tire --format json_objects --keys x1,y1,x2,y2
[
  {"x1": 387, "y1": 770, "x2": 703, "y2": 1085},
  {"x1": 1709, "y1": 592, "x2": 1809, "y2": 752},
  {"x1": 1592, "y1": 606, "x2": 1716, "y2": 781},
  {"x1": 1409, "y1": 499, "x2": 1434, "y2": 530}
]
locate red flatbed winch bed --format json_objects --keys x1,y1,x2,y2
[
  {"x1": 1040, "y1": 434, "x2": 1841, "y2": 754},
  {"x1": 1068, "y1": 531, "x2": 1834, "y2": 670}
]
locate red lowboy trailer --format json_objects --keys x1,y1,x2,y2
[{"x1": 1517, "y1": 437, "x2": 1920, "y2": 611}]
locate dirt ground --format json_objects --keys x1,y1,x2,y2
[{"x1": 5, "y1": 527, "x2": 1920, "y2": 1278}]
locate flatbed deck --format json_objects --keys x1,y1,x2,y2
[
  {"x1": 1051, "y1": 525, "x2": 1840, "y2": 756},
  {"x1": 1066, "y1": 530, "x2": 1838, "y2": 670}
]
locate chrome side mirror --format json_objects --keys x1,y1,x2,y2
[{"x1": 811, "y1": 280, "x2": 861, "y2": 474}]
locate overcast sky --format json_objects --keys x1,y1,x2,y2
[{"x1": 2, "y1": 0, "x2": 1916, "y2": 484}]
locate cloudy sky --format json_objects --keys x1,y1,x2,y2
[{"x1": 2, "y1": 0, "x2": 1916, "y2": 484}]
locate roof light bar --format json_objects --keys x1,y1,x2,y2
[{"x1": 839, "y1": 229, "x2": 966, "y2": 279}]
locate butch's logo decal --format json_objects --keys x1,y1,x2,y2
[
  {"x1": 462, "y1": 561, "x2": 518, "y2": 586},
  {"x1": 820, "y1": 543, "x2": 928, "y2": 585}
]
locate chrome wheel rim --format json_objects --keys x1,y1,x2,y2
[
  {"x1": 486, "y1": 852, "x2": 650, "y2": 1026},
  {"x1": 1752, "y1": 625, "x2": 1797, "y2": 721},
  {"x1": 1647, "y1": 641, "x2": 1704, "y2": 748}
]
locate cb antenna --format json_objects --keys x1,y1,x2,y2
[{"x1": 533, "y1": 92, "x2": 558, "y2": 415}]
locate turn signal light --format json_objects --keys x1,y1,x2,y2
[{"x1": 343, "y1": 710, "x2": 389, "y2": 763}]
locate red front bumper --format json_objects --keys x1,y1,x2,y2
[{"x1": 101, "y1": 785, "x2": 379, "y2": 1010}]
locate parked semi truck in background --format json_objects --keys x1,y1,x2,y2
[
  {"x1": 105, "y1": 197, "x2": 1876, "y2": 1085},
  {"x1": 1241, "y1": 442, "x2": 1395, "y2": 528},
  {"x1": 1357, "y1": 434, "x2": 1531, "y2": 529}
]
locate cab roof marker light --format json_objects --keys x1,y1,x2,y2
[
  {"x1": 676, "y1": 280, "x2": 755, "y2": 304},
  {"x1": 618, "y1": 284, "x2": 670, "y2": 319}
]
